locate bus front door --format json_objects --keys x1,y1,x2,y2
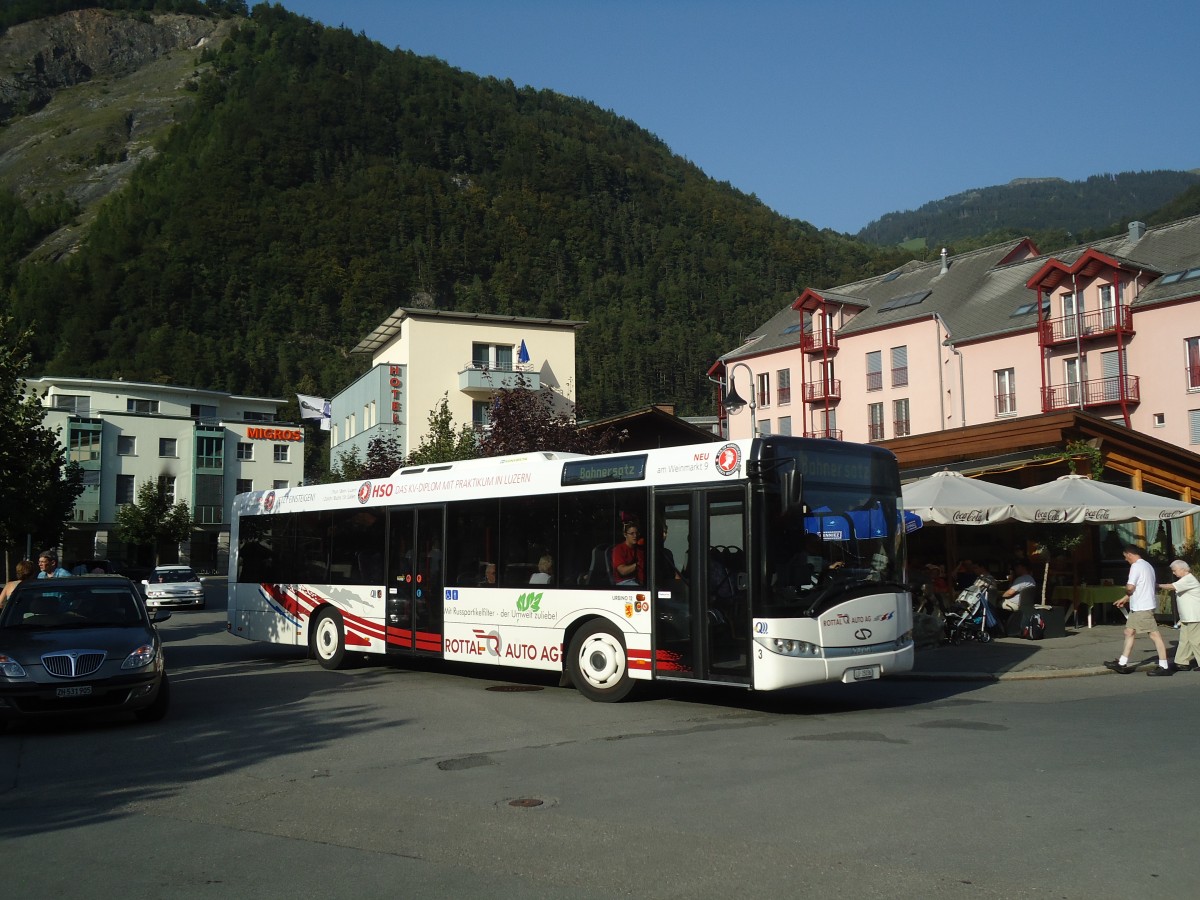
[
  {"x1": 653, "y1": 488, "x2": 750, "y2": 685},
  {"x1": 385, "y1": 506, "x2": 445, "y2": 654}
]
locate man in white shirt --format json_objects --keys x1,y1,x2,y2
[
  {"x1": 1105, "y1": 544, "x2": 1171, "y2": 675},
  {"x1": 1001, "y1": 561, "x2": 1036, "y2": 612},
  {"x1": 1160, "y1": 559, "x2": 1200, "y2": 672}
]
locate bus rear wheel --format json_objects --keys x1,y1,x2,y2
[
  {"x1": 311, "y1": 608, "x2": 349, "y2": 670},
  {"x1": 568, "y1": 620, "x2": 635, "y2": 702}
]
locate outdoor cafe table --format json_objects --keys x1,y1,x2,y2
[
  {"x1": 1051, "y1": 585, "x2": 1175, "y2": 628},
  {"x1": 1052, "y1": 585, "x2": 1125, "y2": 628}
]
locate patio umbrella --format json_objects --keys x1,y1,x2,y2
[
  {"x1": 1013, "y1": 474, "x2": 1200, "y2": 524},
  {"x1": 901, "y1": 471, "x2": 1032, "y2": 525}
]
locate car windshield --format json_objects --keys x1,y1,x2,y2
[
  {"x1": 153, "y1": 569, "x2": 198, "y2": 584},
  {"x1": 0, "y1": 584, "x2": 143, "y2": 628}
]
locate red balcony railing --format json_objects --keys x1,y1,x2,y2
[
  {"x1": 804, "y1": 379, "x2": 841, "y2": 402},
  {"x1": 994, "y1": 392, "x2": 1016, "y2": 416},
  {"x1": 865, "y1": 371, "x2": 882, "y2": 392},
  {"x1": 891, "y1": 367, "x2": 908, "y2": 388},
  {"x1": 1188, "y1": 365, "x2": 1200, "y2": 391},
  {"x1": 893, "y1": 419, "x2": 911, "y2": 437},
  {"x1": 867, "y1": 423, "x2": 885, "y2": 441},
  {"x1": 1038, "y1": 306, "x2": 1133, "y2": 345},
  {"x1": 777, "y1": 386, "x2": 791, "y2": 405},
  {"x1": 1041, "y1": 375, "x2": 1140, "y2": 412},
  {"x1": 800, "y1": 331, "x2": 839, "y2": 353},
  {"x1": 803, "y1": 429, "x2": 843, "y2": 440}
]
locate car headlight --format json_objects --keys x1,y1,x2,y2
[
  {"x1": 753, "y1": 636, "x2": 820, "y2": 658},
  {"x1": 0, "y1": 653, "x2": 27, "y2": 677},
  {"x1": 122, "y1": 644, "x2": 158, "y2": 670}
]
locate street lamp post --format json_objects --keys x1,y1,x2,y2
[{"x1": 722, "y1": 361, "x2": 757, "y2": 437}]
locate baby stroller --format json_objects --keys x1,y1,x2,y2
[{"x1": 943, "y1": 578, "x2": 1001, "y2": 644}]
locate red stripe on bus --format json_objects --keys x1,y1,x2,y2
[{"x1": 416, "y1": 633, "x2": 443, "y2": 652}]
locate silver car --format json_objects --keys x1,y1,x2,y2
[{"x1": 142, "y1": 565, "x2": 205, "y2": 609}]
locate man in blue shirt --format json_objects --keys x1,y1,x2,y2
[{"x1": 36, "y1": 549, "x2": 71, "y2": 579}]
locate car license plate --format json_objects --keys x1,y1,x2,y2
[
  {"x1": 851, "y1": 666, "x2": 879, "y2": 682},
  {"x1": 56, "y1": 685, "x2": 93, "y2": 698}
]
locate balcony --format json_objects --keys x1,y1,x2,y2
[
  {"x1": 804, "y1": 379, "x2": 841, "y2": 402},
  {"x1": 1038, "y1": 306, "x2": 1133, "y2": 346},
  {"x1": 458, "y1": 365, "x2": 539, "y2": 394},
  {"x1": 1041, "y1": 375, "x2": 1140, "y2": 412},
  {"x1": 803, "y1": 428, "x2": 843, "y2": 440},
  {"x1": 800, "y1": 331, "x2": 839, "y2": 353},
  {"x1": 893, "y1": 419, "x2": 911, "y2": 437}
]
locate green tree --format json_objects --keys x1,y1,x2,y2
[
  {"x1": 0, "y1": 317, "x2": 83, "y2": 574},
  {"x1": 327, "y1": 436, "x2": 404, "y2": 482},
  {"x1": 114, "y1": 480, "x2": 193, "y2": 565},
  {"x1": 406, "y1": 394, "x2": 479, "y2": 466}
]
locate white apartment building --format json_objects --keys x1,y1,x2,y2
[
  {"x1": 329, "y1": 307, "x2": 582, "y2": 465},
  {"x1": 30, "y1": 377, "x2": 297, "y2": 570}
]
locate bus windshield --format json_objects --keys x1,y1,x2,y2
[{"x1": 758, "y1": 441, "x2": 907, "y2": 616}]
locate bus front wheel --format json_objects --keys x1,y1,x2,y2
[
  {"x1": 311, "y1": 608, "x2": 349, "y2": 670},
  {"x1": 567, "y1": 620, "x2": 635, "y2": 702}
]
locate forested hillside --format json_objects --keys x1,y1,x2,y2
[
  {"x1": 857, "y1": 171, "x2": 1200, "y2": 249},
  {"x1": 1, "y1": 2, "x2": 906, "y2": 418}
]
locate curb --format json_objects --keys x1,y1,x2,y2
[{"x1": 899, "y1": 666, "x2": 1111, "y2": 682}]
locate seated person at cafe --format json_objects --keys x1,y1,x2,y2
[{"x1": 1001, "y1": 560, "x2": 1037, "y2": 612}]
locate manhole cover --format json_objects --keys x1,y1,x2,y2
[
  {"x1": 509, "y1": 798, "x2": 544, "y2": 808},
  {"x1": 486, "y1": 685, "x2": 544, "y2": 692}
]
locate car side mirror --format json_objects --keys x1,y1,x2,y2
[{"x1": 151, "y1": 610, "x2": 172, "y2": 624}]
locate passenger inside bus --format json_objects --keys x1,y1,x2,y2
[
  {"x1": 529, "y1": 554, "x2": 553, "y2": 584},
  {"x1": 612, "y1": 521, "x2": 645, "y2": 585}
]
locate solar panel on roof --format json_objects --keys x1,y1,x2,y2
[{"x1": 877, "y1": 289, "x2": 931, "y2": 312}]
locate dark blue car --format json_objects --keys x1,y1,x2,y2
[{"x1": 0, "y1": 575, "x2": 171, "y2": 729}]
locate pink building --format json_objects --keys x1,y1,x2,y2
[{"x1": 714, "y1": 216, "x2": 1200, "y2": 459}]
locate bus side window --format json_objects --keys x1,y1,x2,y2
[
  {"x1": 445, "y1": 499, "x2": 498, "y2": 587},
  {"x1": 560, "y1": 488, "x2": 648, "y2": 588},
  {"x1": 497, "y1": 494, "x2": 557, "y2": 588}
]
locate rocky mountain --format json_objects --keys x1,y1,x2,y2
[{"x1": 0, "y1": 8, "x2": 236, "y2": 257}]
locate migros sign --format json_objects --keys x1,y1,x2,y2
[{"x1": 246, "y1": 427, "x2": 303, "y2": 442}]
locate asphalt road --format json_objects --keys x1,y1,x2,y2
[{"x1": 2, "y1": 579, "x2": 1196, "y2": 898}]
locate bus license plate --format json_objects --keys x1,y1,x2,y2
[
  {"x1": 56, "y1": 685, "x2": 92, "y2": 698},
  {"x1": 850, "y1": 666, "x2": 879, "y2": 682}
]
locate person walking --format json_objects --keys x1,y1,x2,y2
[
  {"x1": 1160, "y1": 559, "x2": 1200, "y2": 672},
  {"x1": 1105, "y1": 544, "x2": 1172, "y2": 675}
]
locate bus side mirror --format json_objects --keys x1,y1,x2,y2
[{"x1": 781, "y1": 469, "x2": 803, "y2": 515}]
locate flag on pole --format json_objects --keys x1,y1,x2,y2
[
  {"x1": 516, "y1": 339, "x2": 530, "y2": 365},
  {"x1": 298, "y1": 394, "x2": 331, "y2": 428}
]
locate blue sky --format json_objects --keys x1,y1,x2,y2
[{"x1": 280, "y1": 0, "x2": 1200, "y2": 235}]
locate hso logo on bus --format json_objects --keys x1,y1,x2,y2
[
  {"x1": 358, "y1": 481, "x2": 395, "y2": 504},
  {"x1": 715, "y1": 443, "x2": 741, "y2": 476},
  {"x1": 263, "y1": 490, "x2": 276, "y2": 512}
]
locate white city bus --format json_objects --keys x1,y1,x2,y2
[{"x1": 227, "y1": 437, "x2": 914, "y2": 701}]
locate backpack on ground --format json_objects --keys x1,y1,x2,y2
[{"x1": 1021, "y1": 612, "x2": 1046, "y2": 641}]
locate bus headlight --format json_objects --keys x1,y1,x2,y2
[{"x1": 754, "y1": 636, "x2": 820, "y2": 658}]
